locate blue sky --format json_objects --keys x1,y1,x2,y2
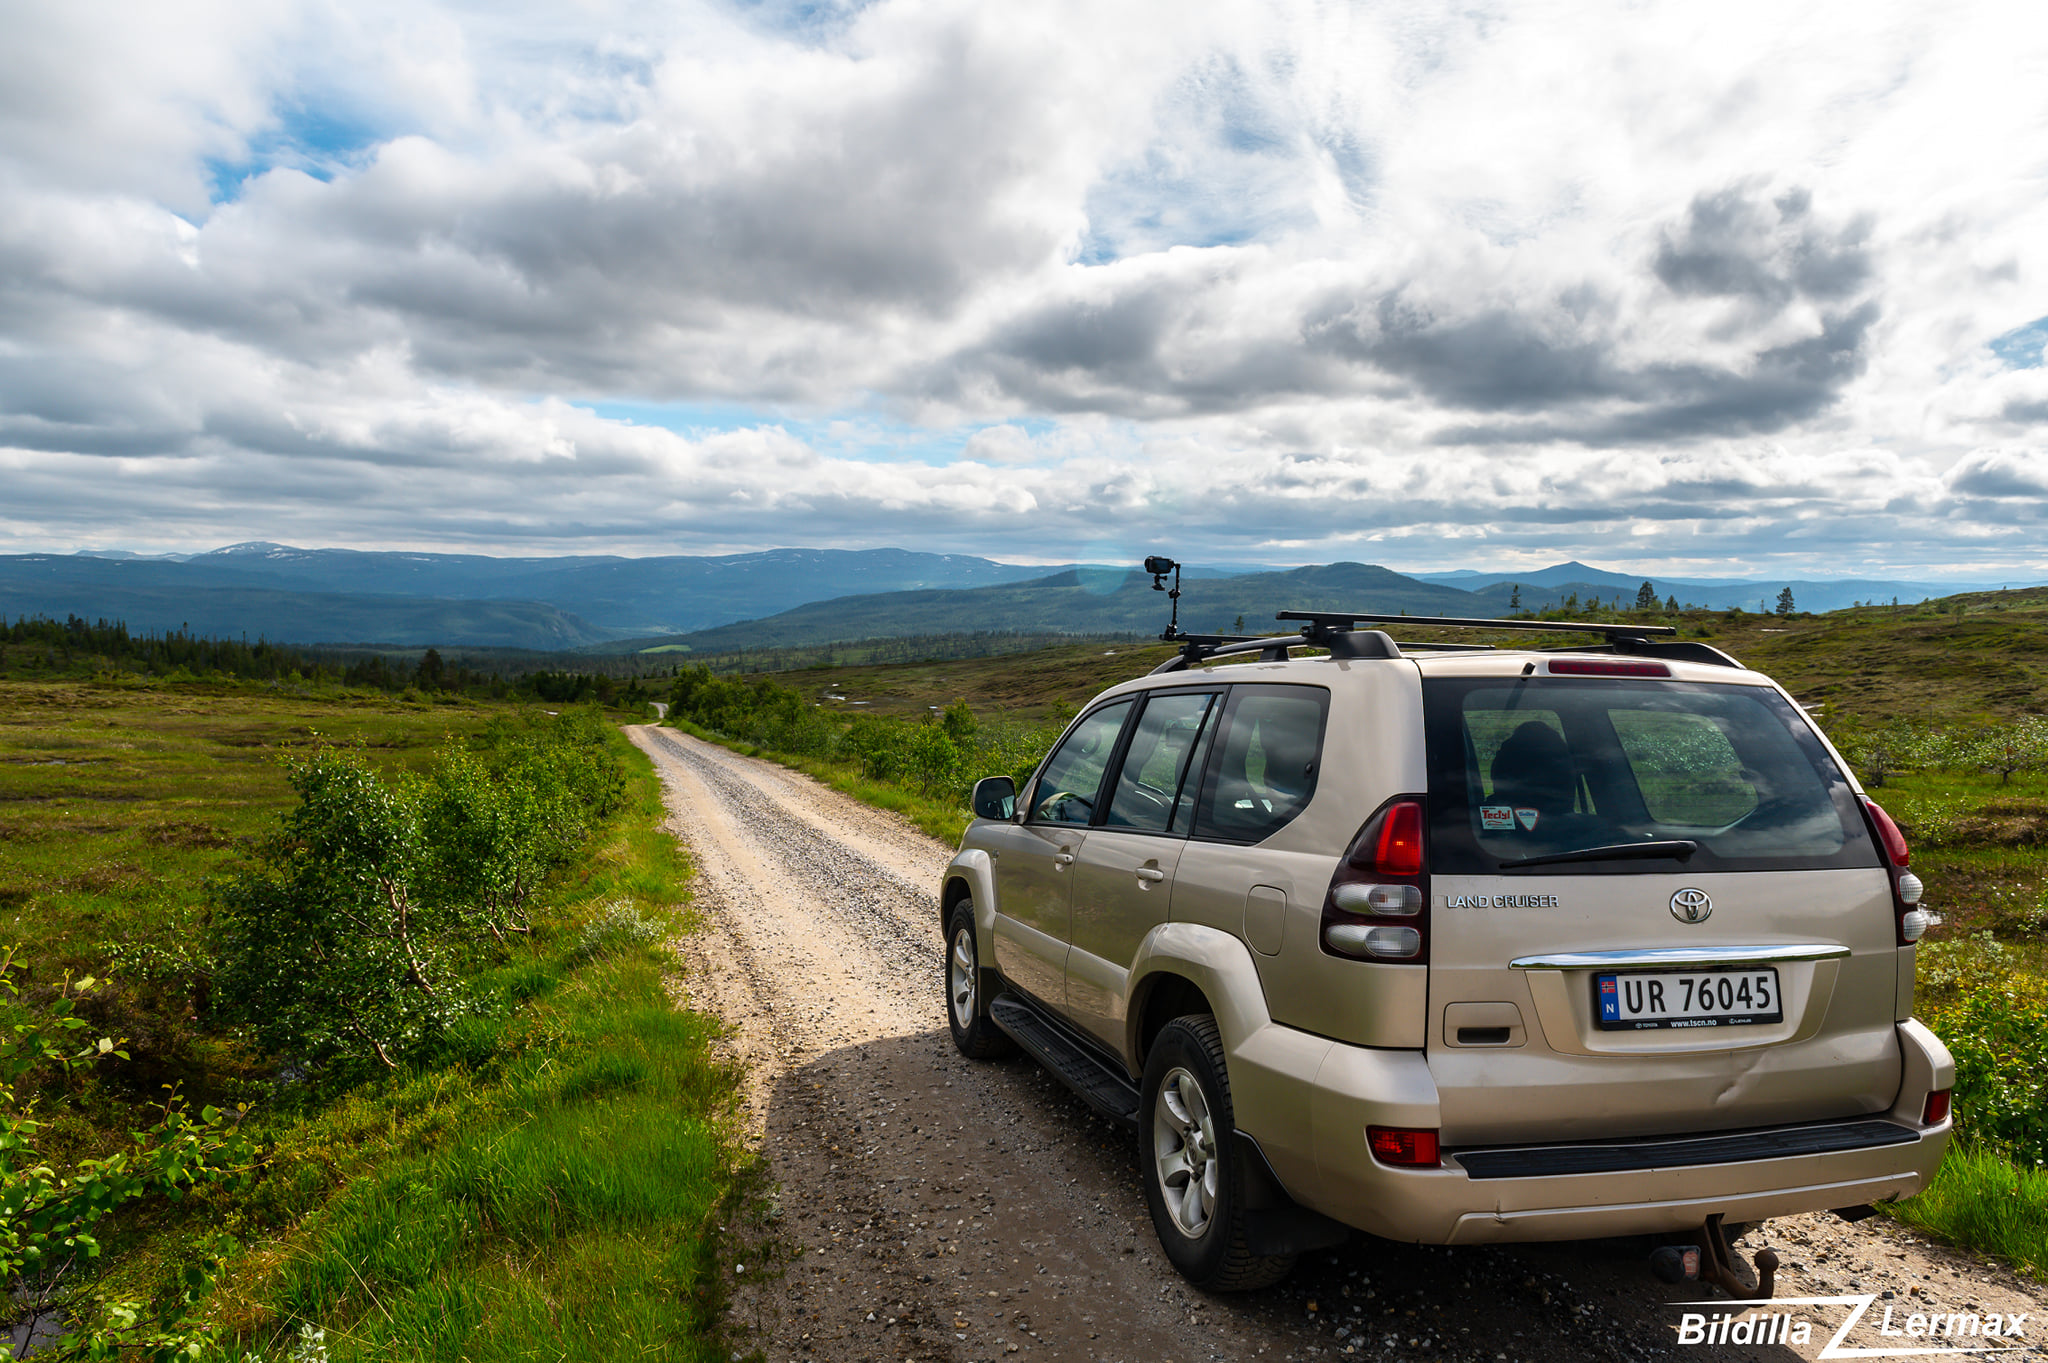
[{"x1": 1, "y1": 0, "x2": 2044, "y2": 580}]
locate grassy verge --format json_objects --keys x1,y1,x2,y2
[
  {"x1": 1885, "y1": 1143, "x2": 2048, "y2": 1280},
  {"x1": 1, "y1": 680, "x2": 751, "y2": 1358},
  {"x1": 668, "y1": 716, "x2": 969, "y2": 845},
  {"x1": 175, "y1": 734, "x2": 753, "y2": 1361}
]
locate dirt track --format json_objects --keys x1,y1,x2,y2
[{"x1": 627, "y1": 726, "x2": 2044, "y2": 1363}]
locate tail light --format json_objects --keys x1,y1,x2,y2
[
  {"x1": 1862, "y1": 798, "x2": 1929, "y2": 945},
  {"x1": 1367, "y1": 1126, "x2": 1440, "y2": 1167},
  {"x1": 1322, "y1": 797, "x2": 1429, "y2": 962},
  {"x1": 1921, "y1": 1089, "x2": 1951, "y2": 1126}
]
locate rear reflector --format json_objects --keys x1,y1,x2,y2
[
  {"x1": 1547, "y1": 659, "x2": 1672, "y2": 677},
  {"x1": 1367, "y1": 1126, "x2": 1440, "y2": 1167},
  {"x1": 1922, "y1": 1089, "x2": 1951, "y2": 1126}
]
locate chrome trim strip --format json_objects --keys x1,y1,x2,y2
[{"x1": 1508, "y1": 944, "x2": 1852, "y2": 970}]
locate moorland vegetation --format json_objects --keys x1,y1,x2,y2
[{"x1": 1, "y1": 678, "x2": 740, "y2": 1362}]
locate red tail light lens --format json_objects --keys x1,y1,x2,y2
[
  {"x1": 1374, "y1": 800, "x2": 1425, "y2": 877},
  {"x1": 1367, "y1": 1126, "x2": 1440, "y2": 1167},
  {"x1": 1323, "y1": 797, "x2": 1430, "y2": 962},
  {"x1": 1922, "y1": 1089, "x2": 1951, "y2": 1126}
]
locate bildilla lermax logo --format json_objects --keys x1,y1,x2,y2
[{"x1": 1671, "y1": 1294, "x2": 2029, "y2": 1357}]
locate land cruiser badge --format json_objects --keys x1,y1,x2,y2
[{"x1": 1670, "y1": 888, "x2": 1713, "y2": 924}]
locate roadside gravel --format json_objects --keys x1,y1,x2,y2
[{"x1": 627, "y1": 726, "x2": 2044, "y2": 1363}]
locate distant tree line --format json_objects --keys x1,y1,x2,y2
[
  {"x1": 672, "y1": 630, "x2": 1144, "y2": 674},
  {"x1": 0, "y1": 613, "x2": 668, "y2": 707}
]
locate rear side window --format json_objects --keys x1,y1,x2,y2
[
  {"x1": 1194, "y1": 686, "x2": 1329, "y2": 844},
  {"x1": 1105, "y1": 691, "x2": 1219, "y2": 834},
  {"x1": 1424, "y1": 678, "x2": 1875, "y2": 874}
]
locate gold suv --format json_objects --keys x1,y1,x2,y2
[{"x1": 939, "y1": 611, "x2": 1953, "y2": 1291}]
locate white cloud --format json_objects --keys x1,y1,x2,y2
[{"x1": 0, "y1": 0, "x2": 2044, "y2": 580}]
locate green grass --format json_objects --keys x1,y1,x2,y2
[
  {"x1": 178, "y1": 732, "x2": 753, "y2": 1361},
  {"x1": 1, "y1": 679, "x2": 751, "y2": 1359},
  {"x1": 223, "y1": 955, "x2": 740, "y2": 1361},
  {"x1": 767, "y1": 639, "x2": 1182, "y2": 720},
  {"x1": 1887, "y1": 1142, "x2": 2048, "y2": 1280},
  {"x1": 0, "y1": 678, "x2": 492, "y2": 976}
]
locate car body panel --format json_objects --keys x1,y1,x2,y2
[
  {"x1": 1066, "y1": 829, "x2": 1184, "y2": 1052},
  {"x1": 983, "y1": 820, "x2": 1081, "y2": 1005}
]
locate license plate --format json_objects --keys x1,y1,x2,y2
[{"x1": 1594, "y1": 969, "x2": 1782, "y2": 1031}]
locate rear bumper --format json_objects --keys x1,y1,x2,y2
[
  {"x1": 1433, "y1": 1128, "x2": 1946, "y2": 1245},
  {"x1": 1235, "y1": 1017, "x2": 1953, "y2": 1244}
]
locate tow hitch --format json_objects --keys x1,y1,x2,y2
[{"x1": 1648, "y1": 1214, "x2": 1779, "y2": 1299}]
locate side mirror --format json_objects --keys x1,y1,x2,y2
[{"x1": 971, "y1": 776, "x2": 1017, "y2": 822}]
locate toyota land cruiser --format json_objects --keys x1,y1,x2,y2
[{"x1": 938, "y1": 600, "x2": 1953, "y2": 1291}]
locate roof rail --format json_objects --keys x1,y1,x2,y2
[
  {"x1": 1148, "y1": 612, "x2": 1739, "y2": 673},
  {"x1": 1276, "y1": 610, "x2": 1677, "y2": 640},
  {"x1": 1275, "y1": 610, "x2": 1740, "y2": 669}
]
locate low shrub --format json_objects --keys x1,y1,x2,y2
[
  {"x1": 210, "y1": 708, "x2": 628, "y2": 1074},
  {"x1": 1917, "y1": 933, "x2": 2048, "y2": 1166}
]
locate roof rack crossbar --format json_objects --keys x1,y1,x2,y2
[
  {"x1": 1276, "y1": 610, "x2": 1676, "y2": 639},
  {"x1": 1150, "y1": 625, "x2": 1404, "y2": 673},
  {"x1": 1150, "y1": 632, "x2": 1306, "y2": 673}
]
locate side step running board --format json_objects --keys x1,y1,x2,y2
[{"x1": 990, "y1": 995, "x2": 1141, "y2": 1125}]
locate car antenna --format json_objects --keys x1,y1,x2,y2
[{"x1": 1145, "y1": 555, "x2": 1183, "y2": 639}]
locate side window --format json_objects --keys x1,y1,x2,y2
[
  {"x1": 1027, "y1": 700, "x2": 1135, "y2": 826},
  {"x1": 1104, "y1": 692, "x2": 1218, "y2": 833},
  {"x1": 1194, "y1": 687, "x2": 1329, "y2": 843}
]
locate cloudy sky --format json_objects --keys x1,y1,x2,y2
[{"x1": 2, "y1": 0, "x2": 2045, "y2": 579}]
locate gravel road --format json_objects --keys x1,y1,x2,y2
[{"x1": 627, "y1": 726, "x2": 2044, "y2": 1363}]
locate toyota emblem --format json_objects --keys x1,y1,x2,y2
[{"x1": 1670, "y1": 888, "x2": 1713, "y2": 924}]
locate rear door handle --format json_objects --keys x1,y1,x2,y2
[
  {"x1": 1134, "y1": 868, "x2": 1166, "y2": 883},
  {"x1": 1053, "y1": 852, "x2": 1076, "y2": 866}
]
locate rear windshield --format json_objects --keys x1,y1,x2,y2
[{"x1": 1422, "y1": 677, "x2": 1877, "y2": 875}]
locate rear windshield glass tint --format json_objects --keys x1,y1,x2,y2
[{"x1": 1423, "y1": 678, "x2": 1875, "y2": 874}]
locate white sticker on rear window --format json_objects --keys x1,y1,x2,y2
[
  {"x1": 1480, "y1": 804, "x2": 1514, "y2": 830},
  {"x1": 1515, "y1": 807, "x2": 1540, "y2": 830}
]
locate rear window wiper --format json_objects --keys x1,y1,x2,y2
[{"x1": 1498, "y1": 840, "x2": 1699, "y2": 871}]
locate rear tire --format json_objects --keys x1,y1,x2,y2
[
  {"x1": 946, "y1": 900, "x2": 1016, "y2": 1060},
  {"x1": 1140, "y1": 1014, "x2": 1296, "y2": 1291}
]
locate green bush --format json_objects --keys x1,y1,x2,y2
[
  {"x1": 210, "y1": 709, "x2": 628, "y2": 1073},
  {"x1": 1918, "y1": 934, "x2": 2048, "y2": 1166},
  {"x1": 211, "y1": 750, "x2": 477, "y2": 1072}
]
